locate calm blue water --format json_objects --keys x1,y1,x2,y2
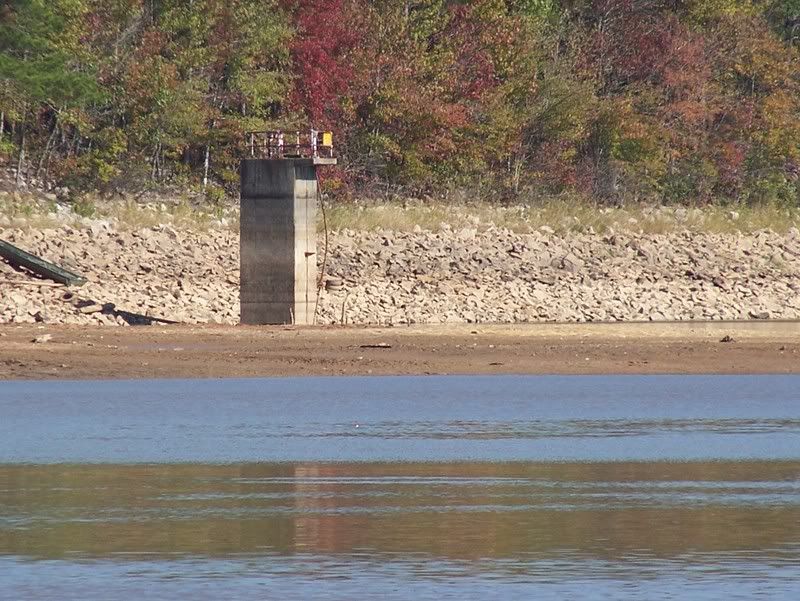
[
  {"x1": 1, "y1": 375, "x2": 799, "y2": 599},
  {"x1": 1, "y1": 375, "x2": 799, "y2": 463}
]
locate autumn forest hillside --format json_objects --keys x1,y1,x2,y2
[{"x1": 1, "y1": 0, "x2": 799, "y2": 207}]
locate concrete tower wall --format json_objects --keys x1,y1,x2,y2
[{"x1": 240, "y1": 159, "x2": 318, "y2": 325}]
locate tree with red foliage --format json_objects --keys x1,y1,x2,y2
[
  {"x1": 283, "y1": 0, "x2": 359, "y2": 128},
  {"x1": 3, "y1": 0, "x2": 799, "y2": 204}
]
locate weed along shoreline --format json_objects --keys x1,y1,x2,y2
[{"x1": 1, "y1": 322, "x2": 799, "y2": 381}]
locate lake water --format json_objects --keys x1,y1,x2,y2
[{"x1": 1, "y1": 375, "x2": 799, "y2": 599}]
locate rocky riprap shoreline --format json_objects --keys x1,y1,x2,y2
[{"x1": 1, "y1": 221, "x2": 799, "y2": 326}]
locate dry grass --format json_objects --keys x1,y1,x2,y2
[
  {"x1": 323, "y1": 199, "x2": 800, "y2": 235},
  {"x1": 108, "y1": 200, "x2": 217, "y2": 231},
  {"x1": 0, "y1": 190, "x2": 237, "y2": 232},
  {"x1": 0, "y1": 191, "x2": 63, "y2": 229},
  {"x1": 3, "y1": 188, "x2": 799, "y2": 235}
]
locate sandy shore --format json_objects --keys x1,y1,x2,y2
[{"x1": 1, "y1": 321, "x2": 798, "y2": 380}]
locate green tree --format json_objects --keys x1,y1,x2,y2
[{"x1": 0, "y1": 0, "x2": 100, "y2": 185}]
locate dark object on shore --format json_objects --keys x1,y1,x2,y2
[
  {"x1": 0, "y1": 277, "x2": 63, "y2": 287},
  {"x1": 326, "y1": 277, "x2": 344, "y2": 291},
  {"x1": 0, "y1": 239, "x2": 86, "y2": 287},
  {"x1": 720, "y1": 335, "x2": 735, "y2": 343}
]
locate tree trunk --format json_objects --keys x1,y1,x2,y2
[
  {"x1": 151, "y1": 141, "x2": 162, "y2": 182},
  {"x1": 202, "y1": 116, "x2": 217, "y2": 192},
  {"x1": 151, "y1": 144, "x2": 158, "y2": 182},
  {"x1": 202, "y1": 143, "x2": 211, "y2": 191},
  {"x1": 16, "y1": 123, "x2": 26, "y2": 189},
  {"x1": 0, "y1": 111, "x2": 4, "y2": 145},
  {"x1": 36, "y1": 117, "x2": 59, "y2": 178},
  {"x1": 43, "y1": 142, "x2": 57, "y2": 182},
  {"x1": 512, "y1": 154, "x2": 522, "y2": 195}
]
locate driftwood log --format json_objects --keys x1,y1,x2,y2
[{"x1": 0, "y1": 239, "x2": 86, "y2": 286}]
